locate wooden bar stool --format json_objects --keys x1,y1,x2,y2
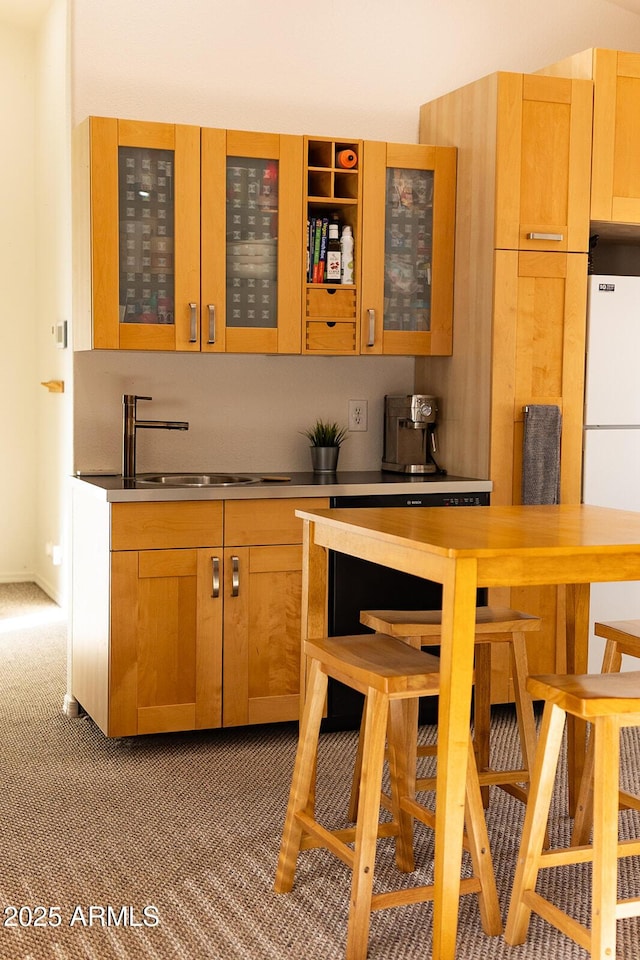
[
  {"x1": 275, "y1": 633, "x2": 502, "y2": 960},
  {"x1": 572, "y1": 619, "x2": 640, "y2": 845},
  {"x1": 354, "y1": 606, "x2": 541, "y2": 811},
  {"x1": 505, "y1": 670, "x2": 640, "y2": 960}
]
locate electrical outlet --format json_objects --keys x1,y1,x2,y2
[{"x1": 348, "y1": 399, "x2": 368, "y2": 432}]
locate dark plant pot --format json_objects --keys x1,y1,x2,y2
[{"x1": 310, "y1": 446, "x2": 340, "y2": 473}]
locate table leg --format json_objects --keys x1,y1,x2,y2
[
  {"x1": 299, "y1": 519, "x2": 328, "y2": 810},
  {"x1": 432, "y1": 557, "x2": 480, "y2": 960},
  {"x1": 565, "y1": 582, "x2": 590, "y2": 816},
  {"x1": 299, "y1": 519, "x2": 328, "y2": 713}
]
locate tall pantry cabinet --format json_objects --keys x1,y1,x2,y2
[{"x1": 418, "y1": 71, "x2": 593, "y2": 702}]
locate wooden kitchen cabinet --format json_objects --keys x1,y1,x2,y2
[
  {"x1": 493, "y1": 73, "x2": 592, "y2": 253},
  {"x1": 302, "y1": 137, "x2": 456, "y2": 357},
  {"x1": 110, "y1": 546, "x2": 222, "y2": 736},
  {"x1": 418, "y1": 70, "x2": 592, "y2": 700},
  {"x1": 538, "y1": 48, "x2": 640, "y2": 227},
  {"x1": 302, "y1": 136, "x2": 363, "y2": 355},
  {"x1": 70, "y1": 489, "x2": 328, "y2": 736},
  {"x1": 71, "y1": 497, "x2": 223, "y2": 737},
  {"x1": 201, "y1": 128, "x2": 302, "y2": 354},
  {"x1": 73, "y1": 117, "x2": 303, "y2": 353},
  {"x1": 360, "y1": 141, "x2": 456, "y2": 356},
  {"x1": 108, "y1": 501, "x2": 223, "y2": 737},
  {"x1": 489, "y1": 248, "x2": 588, "y2": 701},
  {"x1": 74, "y1": 115, "x2": 458, "y2": 358},
  {"x1": 491, "y1": 250, "x2": 588, "y2": 508},
  {"x1": 221, "y1": 498, "x2": 328, "y2": 726}
]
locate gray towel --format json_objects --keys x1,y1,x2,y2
[{"x1": 522, "y1": 404, "x2": 562, "y2": 505}]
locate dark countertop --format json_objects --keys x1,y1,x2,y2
[{"x1": 71, "y1": 471, "x2": 493, "y2": 503}]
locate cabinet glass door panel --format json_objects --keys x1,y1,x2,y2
[
  {"x1": 82, "y1": 117, "x2": 200, "y2": 351},
  {"x1": 361, "y1": 141, "x2": 455, "y2": 356},
  {"x1": 384, "y1": 167, "x2": 434, "y2": 333},
  {"x1": 226, "y1": 156, "x2": 278, "y2": 329},
  {"x1": 118, "y1": 146, "x2": 176, "y2": 326}
]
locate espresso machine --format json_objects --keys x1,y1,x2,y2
[{"x1": 381, "y1": 394, "x2": 441, "y2": 474}]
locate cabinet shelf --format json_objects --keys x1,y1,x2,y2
[
  {"x1": 307, "y1": 175, "x2": 359, "y2": 202},
  {"x1": 305, "y1": 282, "x2": 356, "y2": 289},
  {"x1": 307, "y1": 196, "x2": 359, "y2": 206}
]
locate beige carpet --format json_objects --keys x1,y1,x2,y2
[{"x1": 1, "y1": 582, "x2": 640, "y2": 959}]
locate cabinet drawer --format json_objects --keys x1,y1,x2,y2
[
  {"x1": 111, "y1": 501, "x2": 223, "y2": 550},
  {"x1": 305, "y1": 320, "x2": 357, "y2": 354},
  {"x1": 306, "y1": 287, "x2": 356, "y2": 319},
  {"x1": 224, "y1": 498, "x2": 329, "y2": 546}
]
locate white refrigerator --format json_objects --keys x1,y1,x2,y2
[{"x1": 583, "y1": 274, "x2": 640, "y2": 670}]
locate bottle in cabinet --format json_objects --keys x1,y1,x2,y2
[{"x1": 340, "y1": 225, "x2": 354, "y2": 284}]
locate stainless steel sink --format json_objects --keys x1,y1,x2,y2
[{"x1": 136, "y1": 473, "x2": 260, "y2": 487}]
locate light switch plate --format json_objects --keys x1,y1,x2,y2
[{"x1": 55, "y1": 320, "x2": 68, "y2": 349}]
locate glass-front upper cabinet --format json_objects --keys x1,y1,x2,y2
[
  {"x1": 73, "y1": 117, "x2": 200, "y2": 351},
  {"x1": 73, "y1": 119, "x2": 302, "y2": 353},
  {"x1": 360, "y1": 142, "x2": 456, "y2": 356},
  {"x1": 201, "y1": 129, "x2": 302, "y2": 354}
]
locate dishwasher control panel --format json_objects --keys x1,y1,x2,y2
[
  {"x1": 331, "y1": 492, "x2": 490, "y2": 509},
  {"x1": 439, "y1": 494, "x2": 488, "y2": 507}
]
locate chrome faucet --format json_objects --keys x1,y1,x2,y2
[{"x1": 122, "y1": 394, "x2": 189, "y2": 479}]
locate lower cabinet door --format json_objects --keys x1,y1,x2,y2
[
  {"x1": 491, "y1": 249, "x2": 588, "y2": 508},
  {"x1": 110, "y1": 547, "x2": 223, "y2": 736},
  {"x1": 222, "y1": 544, "x2": 303, "y2": 726}
]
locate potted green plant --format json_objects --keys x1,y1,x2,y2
[{"x1": 302, "y1": 419, "x2": 347, "y2": 473}]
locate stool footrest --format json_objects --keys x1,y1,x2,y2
[
  {"x1": 371, "y1": 875, "x2": 483, "y2": 913},
  {"x1": 620, "y1": 789, "x2": 640, "y2": 812},
  {"x1": 400, "y1": 796, "x2": 436, "y2": 833},
  {"x1": 477, "y1": 767, "x2": 529, "y2": 787},
  {"x1": 295, "y1": 811, "x2": 355, "y2": 868},
  {"x1": 523, "y1": 891, "x2": 591, "y2": 952},
  {"x1": 299, "y1": 818, "x2": 399, "y2": 852},
  {"x1": 540, "y1": 837, "x2": 640, "y2": 867},
  {"x1": 296, "y1": 811, "x2": 402, "y2": 864},
  {"x1": 618, "y1": 897, "x2": 640, "y2": 919},
  {"x1": 414, "y1": 771, "x2": 529, "y2": 794}
]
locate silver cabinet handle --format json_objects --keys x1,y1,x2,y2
[
  {"x1": 189, "y1": 302, "x2": 197, "y2": 342},
  {"x1": 207, "y1": 304, "x2": 216, "y2": 344},
  {"x1": 211, "y1": 556, "x2": 220, "y2": 599},
  {"x1": 231, "y1": 555, "x2": 240, "y2": 597},
  {"x1": 526, "y1": 232, "x2": 563, "y2": 241},
  {"x1": 367, "y1": 309, "x2": 375, "y2": 347}
]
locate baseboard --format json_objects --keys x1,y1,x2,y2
[
  {"x1": 33, "y1": 573, "x2": 64, "y2": 607},
  {"x1": 0, "y1": 572, "x2": 64, "y2": 608}
]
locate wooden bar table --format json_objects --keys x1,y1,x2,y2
[{"x1": 295, "y1": 503, "x2": 640, "y2": 960}]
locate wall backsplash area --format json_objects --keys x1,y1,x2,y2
[{"x1": 73, "y1": 351, "x2": 415, "y2": 475}]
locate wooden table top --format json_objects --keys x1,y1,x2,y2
[{"x1": 296, "y1": 503, "x2": 640, "y2": 561}]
